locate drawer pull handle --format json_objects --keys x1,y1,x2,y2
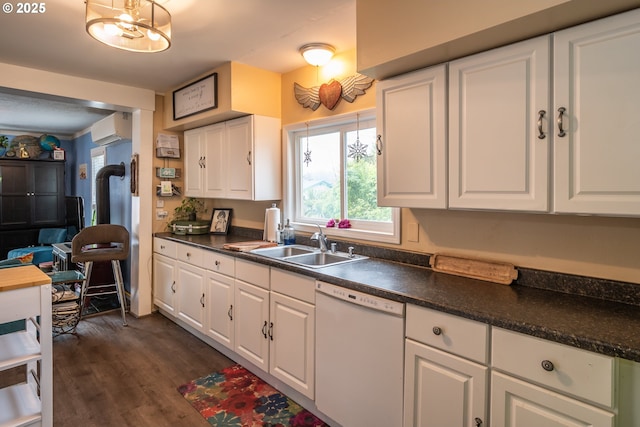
[
  {"x1": 215, "y1": 260, "x2": 221, "y2": 268},
  {"x1": 537, "y1": 110, "x2": 546, "y2": 139},
  {"x1": 541, "y1": 360, "x2": 555, "y2": 372},
  {"x1": 557, "y1": 107, "x2": 567, "y2": 137},
  {"x1": 475, "y1": 417, "x2": 483, "y2": 427},
  {"x1": 160, "y1": 245, "x2": 165, "y2": 249},
  {"x1": 432, "y1": 326, "x2": 442, "y2": 336}
]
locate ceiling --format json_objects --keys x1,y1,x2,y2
[{"x1": 0, "y1": 0, "x2": 356, "y2": 138}]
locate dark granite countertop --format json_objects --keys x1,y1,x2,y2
[{"x1": 154, "y1": 232, "x2": 640, "y2": 363}]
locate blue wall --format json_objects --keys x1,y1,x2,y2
[{"x1": 69, "y1": 133, "x2": 132, "y2": 291}]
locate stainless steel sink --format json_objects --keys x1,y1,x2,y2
[
  {"x1": 251, "y1": 245, "x2": 366, "y2": 268},
  {"x1": 286, "y1": 252, "x2": 366, "y2": 268},
  {"x1": 251, "y1": 245, "x2": 316, "y2": 258}
]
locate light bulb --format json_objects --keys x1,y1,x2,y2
[
  {"x1": 147, "y1": 29, "x2": 160, "y2": 41},
  {"x1": 104, "y1": 23, "x2": 122, "y2": 36}
]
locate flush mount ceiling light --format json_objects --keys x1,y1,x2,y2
[
  {"x1": 86, "y1": 0, "x2": 171, "y2": 53},
  {"x1": 299, "y1": 43, "x2": 335, "y2": 67}
]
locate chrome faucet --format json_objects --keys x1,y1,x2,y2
[{"x1": 310, "y1": 224, "x2": 329, "y2": 252}]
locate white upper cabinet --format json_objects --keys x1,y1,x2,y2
[
  {"x1": 376, "y1": 65, "x2": 447, "y2": 208},
  {"x1": 553, "y1": 9, "x2": 640, "y2": 216},
  {"x1": 449, "y1": 36, "x2": 551, "y2": 212},
  {"x1": 184, "y1": 115, "x2": 281, "y2": 200}
]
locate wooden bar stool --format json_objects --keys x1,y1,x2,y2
[{"x1": 71, "y1": 224, "x2": 129, "y2": 326}]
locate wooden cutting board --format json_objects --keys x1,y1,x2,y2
[
  {"x1": 429, "y1": 254, "x2": 518, "y2": 285},
  {"x1": 223, "y1": 241, "x2": 278, "y2": 252}
]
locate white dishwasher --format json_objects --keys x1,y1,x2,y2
[{"x1": 315, "y1": 281, "x2": 405, "y2": 427}]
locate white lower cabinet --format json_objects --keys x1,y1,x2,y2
[
  {"x1": 404, "y1": 305, "x2": 489, "y2": 427},
  {"x1": 491, "y1": 371, "x2": 614, "y2": 427},
  {"x1": 206, "y1": 271, "x2": 235, "y2": 350},
  {"x1": 233, "y1": 260, "x2": 316, "y2": 399},
  {"x1": 204, "y1": 251, "x2": 236, "y2": 350},
  {"x1": 405, "y1": 339, "x2": 488, "y2": 427},
  {"x1": 153, "y1": 253, "x2": 177, "y2": 316},
  {"x1": 153, "y1": 238, "x2": 178, "y2": 316},
  {"x1": 176, "y1": 260, "x2": 206, "y2": 332},
  {"x1": 269, "y1": 268, "x2": 315, "y2": 399},
  {"x1": 234, "y1": 277, "x2": 270, "y2": 369},
  {"x1": 492, "y1": 327, "x2": 617, "y2": 427}
]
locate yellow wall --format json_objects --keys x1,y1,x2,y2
[
  {"x1": 152, "y1": 95, "x2": 183, "y2": 234},
  {"x1": 154, "y1": 49, "x2": 640, "y2": 286},
  {"x1": 357, "y1": 0, "x2": 640, "y2": 79},
  {"x1": 281, "y1": 49, "x2": 375, "y2": 126}
]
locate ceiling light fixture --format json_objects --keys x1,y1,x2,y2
[
  {"x1": 86, "y1": 0, "x2": 171, "y2": 53},
  {"x1": 299, "y1": 43, "x2": 335, "y2": 67}
]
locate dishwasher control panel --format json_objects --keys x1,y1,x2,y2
[{"x1": 316, "y1": 281, "x2": 405, "y2": 316}]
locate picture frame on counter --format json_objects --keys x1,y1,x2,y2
[
  {"x1": 173, "y1": 73, "x2": 218, "y2": 120},
  {"x1": 210, "y1": 209, "x2": 232, "y2": 235}
]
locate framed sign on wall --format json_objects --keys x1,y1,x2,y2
[{"x1": 173, "y1": 73, "x2": 218, "y2": 120}]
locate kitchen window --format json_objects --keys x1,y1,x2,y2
[{"x1": 284, "y1": 110, "x2": 400, "y2": 243}]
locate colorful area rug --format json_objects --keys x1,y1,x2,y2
[{"x1": 177, "y1": 364, "x2": 328, "y2": 427}]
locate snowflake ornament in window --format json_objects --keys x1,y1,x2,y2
[
  {"x1": 348, "y1": 139, "x2": 368, "y2": 162},
  {"x1": 348, "y1": 113, "x2": 369, "y2": 162},
  {"x1": 304, "y1": 122, "x2": 312, "y2": 166}
]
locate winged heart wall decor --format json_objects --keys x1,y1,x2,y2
[{"x1": 294, "y1": 73, "x2": 374, "y2": 111}]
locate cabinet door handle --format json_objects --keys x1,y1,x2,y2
[
  {"x1": 171, "y1": 281, "x2": 176, "y2": 293},
  {"x1": 432, "y1": 326, "x2": 442, "y2": 336},
  {"x1": 262, "y1": 320, "x2": 268, "y2": 338},
  {"x1": 160, "y1": 245, "x2": 165, "y2": 249},
  {"x1": 537, "y1": 110, "x2": 546, "y2": 139},
  {"x1": 475, "y1": 417, "x2": 483, "y2": 426},
  {"x1": 202, "y1": 156, "x2": 206, "y2": 168},
  {"x1": 557, "y1": 107, "x2": 567, "y2": 137},
  {"x1": 228, "y1": 304, "x2": 233, "y2": 321},
  {"x1": 541, "y1": 359, "x2": 555, "y2": 372},
  {"x1": 376, "y1": 135, "x2": 383, "y2": 155},
  {"x1": 247, "y1": 151, "x2": 252, "y2": 165},
  {"x1": 215, "y1": 260, "x2": 221, "y2": 269},
  {"x1": 268, "y1": 322, "x2": 274, "y2": 341},
  {"x1": 200, "y1": 293, "x2": 205, "y2": 307},
  {"x1": 198, "y1": 156, "x2": 204, "y2": 168}
]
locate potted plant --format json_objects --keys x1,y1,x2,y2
[{"x1": 172, "y1": 197, "x2": 206, "y2": 222}]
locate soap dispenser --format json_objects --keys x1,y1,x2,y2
[{"x1": 283, "y1": 219, "x2": 295, "y2": 245}]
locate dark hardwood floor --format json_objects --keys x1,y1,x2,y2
[{"x1": 29, "y1": 311, "x2": 233, "y2": 426}]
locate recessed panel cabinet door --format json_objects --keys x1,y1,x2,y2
[
  {"x1": 376, "y1": 65, "x2": 447, "y2": 208},
  {"x1": 554, "y1": 9, "x2": 640, "y2": 216},
  {"x1": 449, "y1": 36, "x2": 550, "y2": 212},
  {"x1": 176, "y1": 261, "x2": 206, "y2": 332},
  {"x1": 226, "y1": 116, "x2": 253, "y2": 200},
  {"x1": 153, "y1": 253, "x2": 176, "y2": 316},
  {"x1": 184, "y1": 128, "x2": 204, "y2": 197},
  {"x1": 269, "y1": 291, "x2": 315, "y2": 399},
  {"x1": 206, "y1": 271, "x2": 234, "y2": 350},
  {"x1": 404, "y1": 339, "x2": 487, "y2": 427},
  {"x1": 491, "y1": 372, "x2": 614, "y2": 427},
  {"x1": 234, "y1": 279, "x2": 269, "y2": 371}
]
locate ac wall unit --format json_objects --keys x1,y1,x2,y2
[{"x1": 91, "y1": 112, "x2": 132, "y2": 145}]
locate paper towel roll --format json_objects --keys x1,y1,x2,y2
[{"x1": 264, "y1": 204, "x2": 281, "y2": 242}]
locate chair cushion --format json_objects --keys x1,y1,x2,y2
[
  {"x1": 7, "y1": 247, "x2": 52, "y2": 265},
  {"x1": 0, "y1": 258, "x2": 23, "y2": 267},
  {"x1": 38, "y1": 228, "x2": 68, "y2": 245}
]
